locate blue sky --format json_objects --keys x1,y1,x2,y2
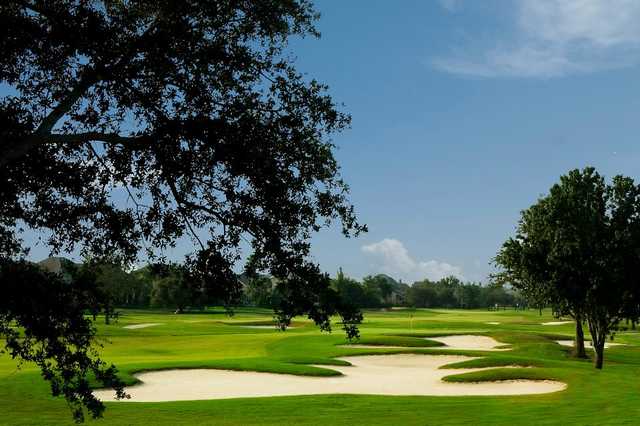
[
  {"x1": 22, "y1": 0, "x2": 640, "y2": 283},
  {"x1": 292, "y1": 0, "x2": 640, "y2": 283}
]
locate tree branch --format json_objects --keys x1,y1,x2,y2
[
  {"x1": 1, "y1": 4, "x2": 160, "y2": 167},
  {"x1": 164, "y1": 178, "x2": 206, "y2": 252},
  {"x1": 1, "y1": 71, "x2": 99, "y2": 166},
  {"x1": 46, "y1": 132, "x2": 151, "y2": 148},
  {"x1": 1, "y1": 130, "x2": 152, "y2": 167},
  {"x1": 35, "y1": 82, "x2": 96, "y2": 137},
  {"x1": 159, "y1": 166, "x2": 259, "y2": 243}
]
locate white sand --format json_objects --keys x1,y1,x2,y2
[
  {"x1": 485, "y1": 322, "x2": 500, "y2": 325},
  {"x1": 94, "y1": 354, "x2": 565, "y2": 402},
  {"x1": 542, "y1": 321, "x2": 573, "y2": 326},
  {"x1": 427, "y1": 335, "x2": 510, "y2": 351},
  {"x1": 122, "y1": 323, "x2": 163, "y2": 330},
  {"x1": 555, "y1": 340, "x2": 625, "y2": 349}
]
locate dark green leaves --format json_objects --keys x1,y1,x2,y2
[
  {"x1": 495, "y1": 167, "x2": 640, "y2": 368},
  {"x1": 0, "y1": 260, "x2": 127, "y2": 422},
  {"x1": 1, "y1": 0, "x2": 365, "y2": 420}
]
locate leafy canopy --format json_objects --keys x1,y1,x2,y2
[
  {"x1": 1, "y1": 0, "x2": 365, "y2": 420},
  {"x1": 495, "y1": 167, "x2": 640, "y2": 368}
]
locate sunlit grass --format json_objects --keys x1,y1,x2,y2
[{"x1": 2, "y1": 307, "x2": 639, "y2": 425}]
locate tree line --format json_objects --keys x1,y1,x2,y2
[
  {"x1": 328, "y1": 269, "x2": 523, "y2": 309},
  {"x1": 42, "y1": 260, "x2": 220, "y2": 313},
  {"x1": 44, "y1": 259, "x2": 523, "y2": 312},
  {"x1": 243, "y1": 268, "x2": 524, "y2": 310},
  {"x1": 406, "y1": 277, "x2": 524, "y2": 309}
]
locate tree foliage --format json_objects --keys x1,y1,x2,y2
[
  {"x1": 148, "y1": 264, "x2": 193, "y2": 312},
  {"x1": 243, "y1": 274, "x2": 276, "y2": 308},
  {"x1": 362, "y1": 274, "x2": 395, "y2": 304},
  {"x1": 90, "y1": 262, "x2": 151, "y2": 308},
  {"x1": 0, "y1": 0, "x2": 365, "y2": 420},
  {"x1": 328, "y1": 271, "x2": 519, "y2": 310},
  {"x1": 495, "y1": 167, "x2": 640, "y2": 368},
  {"x1": 331, "y1": 270, "x2": 396, "y2": 309},
  {"x1": 406, "y1": 277, "x2": 520, "y2": 309},
  {"x1": 0, "y1": 260, "x2": 127, "y2": 422}
]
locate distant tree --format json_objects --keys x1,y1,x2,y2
[
  {"x1": 244, "y1": 276, "x2": 274, "y2": 308},
  {"x1": 1, "y1": 1, "x2": 365, "y2": 419},
  {"x1": 90, "y1": 262, "x2": 151, "y2": 309},
  {"x1": 482, "y1": 284, "x2": 515, "y2": 308},
  {"x1": 331, "y1": 268, "x2": 367, "y2": 308},
  {"x1": 150, "y1": 276, "x2": 191, "y2": 313},
  {"x1": 406, "y1": 276, "x2": 520, "y2": 310},
  {"x1": 147, "y1": 263, "x2": 196, "y2": 313},
  {"x1": 495, "y1": 168, "x2": 640, "y2": 368},
  {"x1": 394, "y1": 283, "x2": 410, "y2": 305},
  {"x1": 127, "y1": 268, "x2": 154, "y2": 307},
  {"x1": 363, "y1": 275, "x2": 394, "y2": 305},
  {"x1": 407, "y1": 280, "x2": 438, "y2": 308},
  {"x1": 434, "y1": 276, "x2": 461, "y2": 308},
  {"x1": 361, "y1": 283, "x2": 383, "y2": 308},
  {"x1": 455, "y1": 282, "x2": 482, "y2": 308}
]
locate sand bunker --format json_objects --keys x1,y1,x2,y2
[
  {"x1": 427, "y1": 335, "x2": 510, "y2": 351},
  {"x1": 542, "y1": 321, "x2": 573, "y2": 326},
  {"x1": 123, "y1": 323, "x2": 163, "y2": 330},
  {"x1": 556, "y1": 340, "x2": 625, "y2": 349},
  {"x1": 94, "y1": 354, "x2": 565, "y2": 402},
  {"x1": 485, "y1": 322, "x2": 500, "y2": 325}
]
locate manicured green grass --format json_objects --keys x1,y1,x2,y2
[{"x1": 2, "y1": 307, "x2": 639, "y2": 425}]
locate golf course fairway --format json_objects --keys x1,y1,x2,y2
[{"x1": 2, "y1": 308, "x2": 640, "y2": 425}]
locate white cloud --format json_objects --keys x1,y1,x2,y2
[
  {"x1": 433, "y1": 0, "x2": 640, "y2": 77},
  {"x1": 518, "y1": 0, "x2": 640, "y2": 47},
  {"x1": 361, "y1": 238, "x2": 464, "y2": 283}
]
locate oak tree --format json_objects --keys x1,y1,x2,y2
[
  {"x1": 495, "y1": 168, "x2": 640, "y2": 368},
  {"x1": 1, "y1": 0, "x2": 365, "y2": 420}
]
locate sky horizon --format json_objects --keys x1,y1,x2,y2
[{"x1": 20, "y1": 0, "x2": 640, "y2": 284}]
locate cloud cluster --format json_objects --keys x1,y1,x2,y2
[
  {"x1": 361, "y1": 238, "x2": 464, "y2": 283},
  {"x1": 434, "y1": 0, "x2": 640, "y2": 77}
]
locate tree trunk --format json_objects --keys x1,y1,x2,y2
[
  {"x1": 587, "y1": 318, "x2": 606, "y2": 369},
  {"x1": 594, "y1": 340, "x2": 605, "y2": 369},
  {"x1": 574, "y1": 315, "x2": 587, "y2": 358}
]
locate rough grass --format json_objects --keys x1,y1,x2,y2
[
  {"x1": 439, "y1": 356, "x2": 545, "y2": 369},
  {"x1": 441, "y1": 368, "x2": 559, "y2": 383},
  {"x1": 344, "y1": 335, "x2": 444, "y2": 347}
]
